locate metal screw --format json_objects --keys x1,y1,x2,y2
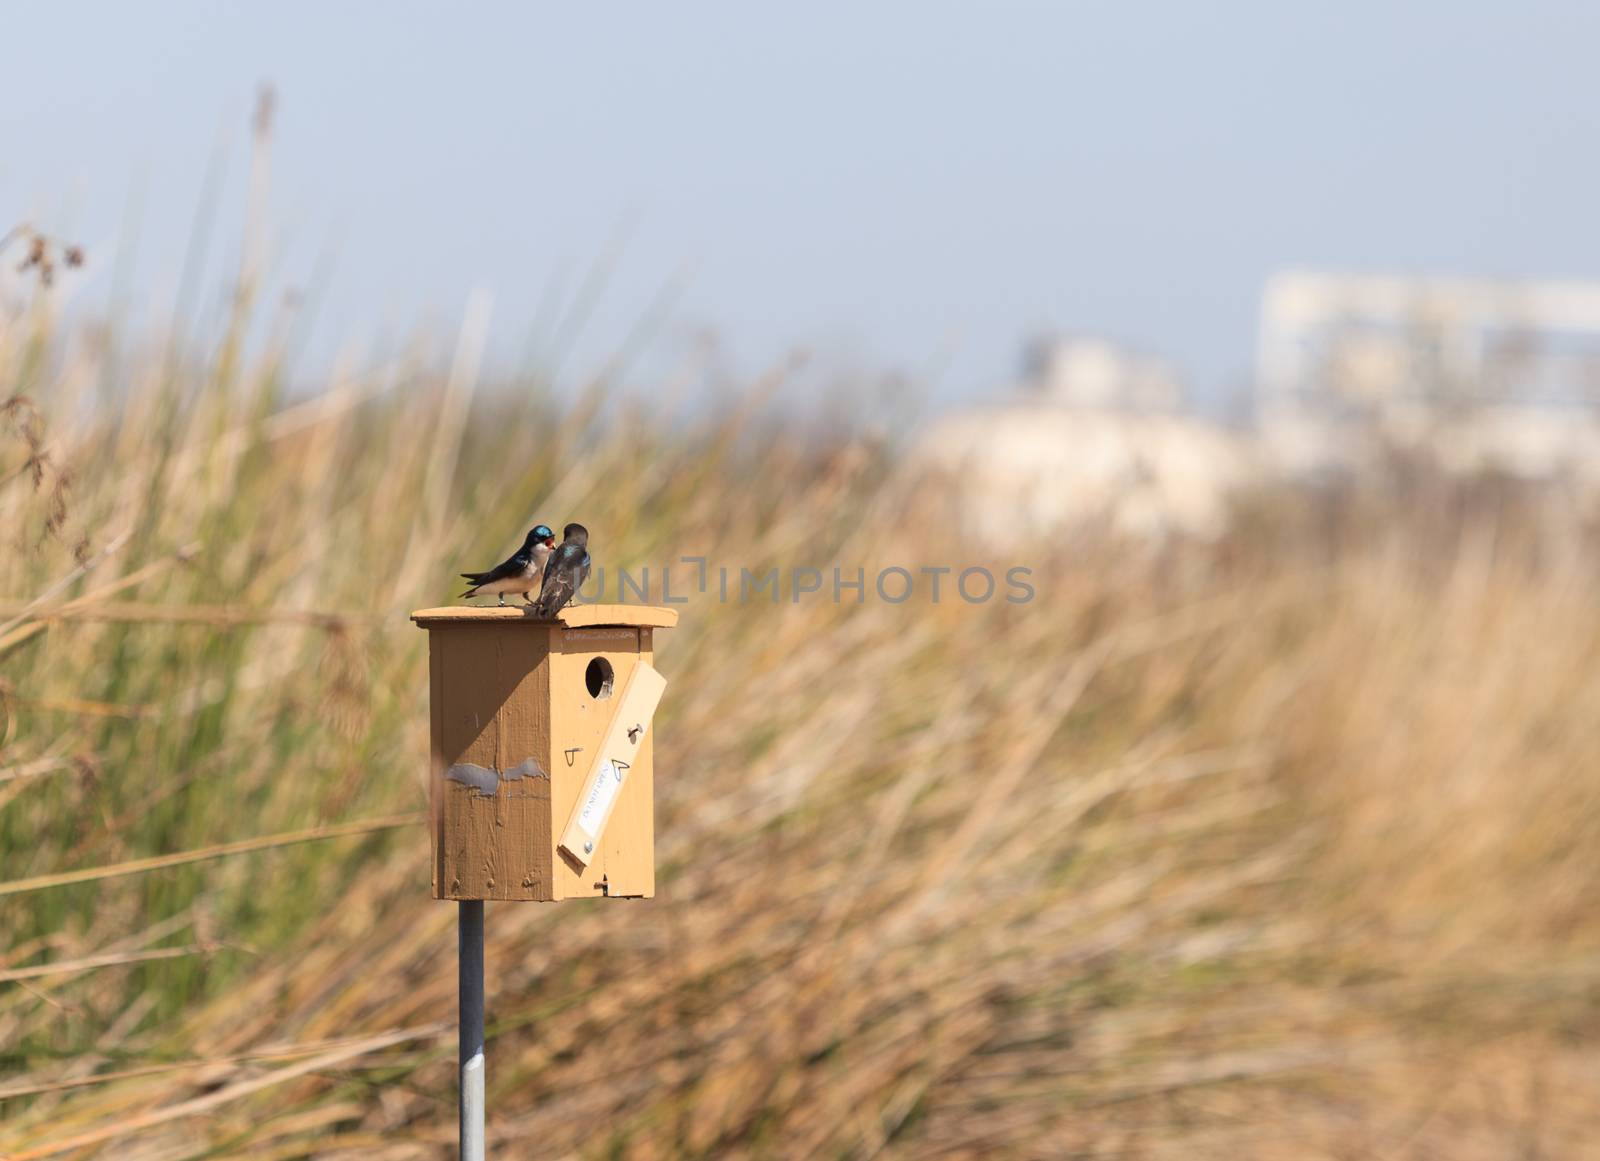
[{"x1": 583, "y1": 840, "x2": 593, "y2": 854}]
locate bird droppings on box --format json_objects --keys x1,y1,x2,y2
[
  {"x1": 502, "y1": 757, "x2": 547, "y2": 782},
  {"x1": 446, "y1": 763, "x2": 499, "y2": 795},
  {"x1": 446, "y1": 757, "x2": 549, "y2": 796}
]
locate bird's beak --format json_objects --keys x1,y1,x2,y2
[{"x1": 545, "y1": 537, "x2": 556, "y2": 547}]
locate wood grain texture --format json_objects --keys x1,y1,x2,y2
[
  {"x1": 431, "y1": 625, "x2": 554, "y2": 900},
  {"x1": 428, "y1": 634, "x2": 445, "y2": 895},
  {"x1": 418, "y1": 608, "x2": 668, "y2": 902}
]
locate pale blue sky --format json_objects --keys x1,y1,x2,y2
[{"x1": 5, "y1": 2, "x2": 1599, "y2": 407}]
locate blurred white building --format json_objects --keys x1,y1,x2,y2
[
  {"x1": 907, "y1": 337, "x2": 1256, "y2": 543},
  {"x1": 1257, "y1": 271, "x2": 1600, "y2": 483},
  {"x1": 1019, "y1": 334, "x2": 1185, "y2": 412}
]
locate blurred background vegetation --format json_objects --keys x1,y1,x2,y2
[{"x1": 7, "y1": 117, "x2": 1600, "y2": 1161}]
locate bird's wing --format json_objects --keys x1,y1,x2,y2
[
  {"x1": 464, "y1": 548, "x2": 528, "y2": 587},
  {"x1": 534, "y1": 575, "x2": 574, "y2": 618},
  {"x1": 533, "y1": 547, "x2": 583, "y2": 616},
  {"x1": 539, "y1": 548, "x2": 572, "y2": 592},
  {"x1": 580, "y1": 551, "x2": 591, "y2": 586}
]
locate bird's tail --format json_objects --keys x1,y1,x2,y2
[
  {"x1": 460, "y1": 571, "x2": 486, "y2": 583},
  {"x1": 459, "y1": 586, "x2": 479, "y2": 600}
]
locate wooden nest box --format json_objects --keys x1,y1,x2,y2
[{"x1": 410, "y1": 604, "x2": 677, "y2": 901}]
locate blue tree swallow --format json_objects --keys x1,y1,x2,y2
[
  {"x1": 459, "y1": 524, "x2": 556, "y2": 605},
  {"x1": 532, "y1": 522, "x2": 591, "y2": 618}
]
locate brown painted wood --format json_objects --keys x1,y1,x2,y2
[{"x1": 416, "y1": 605, "x2": 672, "y2": 902}]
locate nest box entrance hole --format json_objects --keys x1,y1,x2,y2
[{"x1": 586, "y1": 656, "x2": 614, "y2": 700}]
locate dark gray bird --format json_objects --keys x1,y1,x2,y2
[
  {"x1": 532, "y1": 522, "x2": 591, "y2": 618},
  {"x1": 459, "y1": 524, "x2": 556, "y2": 605}
]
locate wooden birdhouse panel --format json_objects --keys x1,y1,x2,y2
[
  {"x1": 549, "y1": 627, "x2": 655, "y2": 900},
  {"x1": 427, "y1": 625, "x2": 556, "y2": 901}
]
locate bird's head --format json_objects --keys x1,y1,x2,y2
[
  {"x1": 562, "y1": 522, "x2": 589, "y2": 547},
  {"x1": 525, "y1": 524, "x2": 556, "y2": 548}
]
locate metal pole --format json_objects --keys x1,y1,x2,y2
[{"x1": 459, "y1": 900, "x2": 485, "y2": 1161}]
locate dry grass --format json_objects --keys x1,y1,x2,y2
[{"x1": 4, "y1": 229, "x2": 1600, "y2": 1159}]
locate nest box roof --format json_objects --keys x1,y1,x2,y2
[{"x1": 410, "y1": 603, "x2": 679, "y2": 630}]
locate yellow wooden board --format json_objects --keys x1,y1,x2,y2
[{"x1": 558, "y1": 662, "x2": 668, "y2": 870}]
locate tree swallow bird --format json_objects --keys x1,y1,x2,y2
[
  {"x1": 459, "y1": 524, "x2": 557, "y2": 605},
  {"x1": 532, "y1": 522, "x2": 591, "y2": 618}
]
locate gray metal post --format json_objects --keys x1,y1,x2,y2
[{"x1": 459, "y1": 900, "x2": 485, "y2": 1160}]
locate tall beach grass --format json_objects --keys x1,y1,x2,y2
[{"x1": 3, "y1": 210, "x2": 1600, "y2": 1158}]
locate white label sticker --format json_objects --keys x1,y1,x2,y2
[{"x1": 576, "y1": 759, "x2": 626, "y2": 837}]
